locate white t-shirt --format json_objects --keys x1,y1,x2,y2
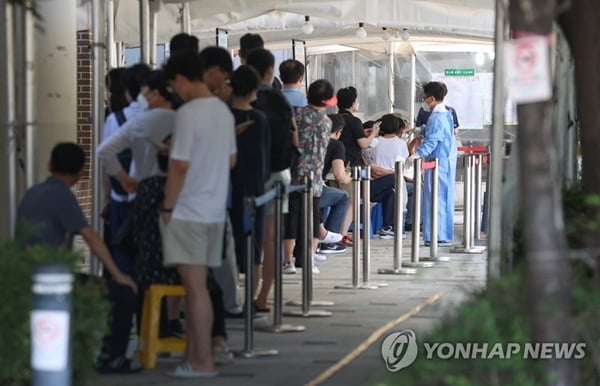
[
  {"x1": 373, "y1": 136, "x2": 409, "y2": 170},
  {"x1": 171, "y1": 97, "x2": 236, "y2": 224},
  {"x1": 98, "y1": 108, "x2": 175, "y2": 181}
]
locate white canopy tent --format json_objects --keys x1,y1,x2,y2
[
  {"x1": 3, "y1": 0, "x2": 504, "y2": 279},
  {"x1": 77, "y1": 0, "x2": 495, "y2": 48}
]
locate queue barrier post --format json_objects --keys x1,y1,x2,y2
[
  {"x1": 335, "y1": 166, "x2": 366, "y2": 288},
  {"x1": 404, "y1": 158, "x2": 434, "y2": 268},
  {"x1": 258, "y1": 182, "x2": 306, "y2": 333},
  {"x1": 378, "y1": 161, "x2": 417, "y2": 275},
  {"x1": 285, "y1": 174, "x2": 332, "y2": 317},
  {"x1": 235, "y1": 198, "x2": 279, "y2": 358},
  {"x1": 419, "y1": 159, "x2": 451, "y2": 263}
]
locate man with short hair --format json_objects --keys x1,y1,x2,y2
[
  {"x1": 246, "y1": 48, "x2": 297, "y2": 301},
  {"x1": 17, "y1": 143, "x2": 140, "y2": 374},
  {"x1": 162, "y1": 48, "x2": 236, "y2": 378},
  {"x1": 238, "y1": 33, "x2": 264, "y2": 65},
  {"x1": 279, "y1": 59, "x2": 307, "y2": 109},
  {"x1": 336, "y1": 86, "x2": 380, "y2": 167}
]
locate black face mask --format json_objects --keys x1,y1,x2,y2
[{"x1": 157, "y1": 153, "x2": 169, "y2": 172}]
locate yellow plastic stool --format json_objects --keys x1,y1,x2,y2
[{"x1": 138, "y1": 285, "x2": 186, "y2": 369}]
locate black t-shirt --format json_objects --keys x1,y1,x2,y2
[
  {"x1": 230, "y1": 108, "x2": 270, "y2": 196},
  {"x1": 338, "y1": 109, "x2": 366, "y2": 166},
  {"x1": 253, "y1": 85, "x2": 294, "y2": 172},
  {"x1": 323, "y1": 139, "x2": 346, "y2": 179}
]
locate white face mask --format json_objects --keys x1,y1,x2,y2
[
  {"x1": 401, "y1": 134, "x2": 410, "y2": 141},
  {"x1": 370, "y1": 137, "x2": 379, "y2": 148},
  {"x1": 421, "y1": 101, "x2": 431, "y2": 113},
  {"x1": 137, "y1": 93, "x2": 149, "y2": 110}
]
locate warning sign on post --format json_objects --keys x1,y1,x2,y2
[
  {"x1": 31, "y1": 310, "x2": 70, "y2": 371},
  {"x1": 505, "y1": 35, "x2": 552, "y2": 104}
]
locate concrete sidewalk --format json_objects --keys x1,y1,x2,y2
[{"x1": 92, "y1": 231, "x2": 487, "y2": 386}]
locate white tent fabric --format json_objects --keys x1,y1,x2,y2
[{"x1": 78, "y1": 0, "x2": 494, "y2": 47}]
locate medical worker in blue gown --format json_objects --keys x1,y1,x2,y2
[{"x1": 407, "y1": 82, "x2": 457, "y2": 245}]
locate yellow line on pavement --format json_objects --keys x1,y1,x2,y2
[{"x1": 306, "y1": 290, "x2": 449, "y2": 386}]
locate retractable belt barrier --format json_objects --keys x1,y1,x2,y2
[
  {"x1": 378, "y1": 161, "x2": 417, "y2": 275},
  {"x1": 451, "y1": 146, "x2": 488, "y2": 254},
  {"x1": 404, "y1": 158, "x2": 434, "y2": 268},
  {"x1": 258, "y1": 182, "x2": 306, "y2": 333},
  {"x1": 285, "y1": 173, "x2": 333, "y2": 317},
  {"x1": 237, "y1": 179, "x2": 320, "y2": 355},
  {"x1": 334, "y1": 167, "x2": 362, "y2": 290}
]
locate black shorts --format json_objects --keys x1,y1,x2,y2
[{"x1": 284, "y1": 192, "x2": 321, "y2": 240}]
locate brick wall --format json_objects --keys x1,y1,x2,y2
[{"x1": 76, "y1": 30, "x2": 93, "y2": 220}]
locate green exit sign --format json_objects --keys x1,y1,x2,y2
[{"x1": 444, "y1": 68, "x2": 475, "y2": 76}]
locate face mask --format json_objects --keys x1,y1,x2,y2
[
  {"x1": 401, "y1": 134, "x2": 410, "y2": 141},
  {"x1": 137, "y1": 93, "x2": 149, "y2": 110},
  {"x1": 421, "y1": 101, "x2": 430, "y2": 113}
]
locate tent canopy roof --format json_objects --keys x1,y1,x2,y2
[{"x1": 79, "y1": 0, "x2": 495, "y2": 48}]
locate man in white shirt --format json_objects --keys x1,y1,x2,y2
[{"x1": 161, "y1": 48, "x2": 236, "y2": 378}]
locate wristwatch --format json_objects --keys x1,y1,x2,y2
[{"x1": 160, "y1": 207, "x2": 173, "y2": 213}]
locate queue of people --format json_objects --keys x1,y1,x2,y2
[{"x1": 15, "y1": 29, "x2": 460, "y2": 379}]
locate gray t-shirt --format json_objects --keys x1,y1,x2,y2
[{"x1": 17, "y1": 177, "x2": 88, "y2": 247}]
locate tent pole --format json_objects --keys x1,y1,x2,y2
[
  {"x1": 2, "y1": 2, "x2": 17, "y2": 238},
  {"x1": 13, "y1": 1, "x2": 36, "y2": 188},
  {"x1": 149, "y1": 0, "x2": 160, "y2": 68},
  {"x1": 487, "y1": 0, "x2": 507, "y2": 280},
  {"x1": 139, "y1": 0, "x2": 150, "y2": 64},
  {"x1": 388, "y1": 42, "x2": 395, "y2": 113},
  {"x1": 91, "y1": 0, "x2": 106, "y2": 276},
  {"x1": 409, "y1": 51, "x2": 416, "y2": 127},
  {"x1": 182, "y1": 1, "x2": 191, "y2": 34},
  {"x1": 107, "y1": 0, "x2": 115, "y2": 68}
]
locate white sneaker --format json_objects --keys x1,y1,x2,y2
[
  {"x1": 314, "y1": 254, "x2": 327, "y2": 262},
  {"x1": 312, "y1": 264, "x2": 320, "y2": 274},
  {"x1": 283, "y1": 262, "x2": 297, "y2": 274},
  {"x1": 320, "y1": 231, "x2": 343, "y2": 244},
  {"x1": 213, "y1": 347, "x2": 234, "y2": 365}
]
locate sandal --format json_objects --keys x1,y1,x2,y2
[{"x1": 167, "y1": 361, "x2": 218, "y2": 378}]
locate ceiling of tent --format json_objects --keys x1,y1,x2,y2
[{"x1": 78, "y1": 0, "x2": 495, "y2": 49}]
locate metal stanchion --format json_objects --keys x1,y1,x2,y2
[
  {"x1": 360, "y1": 166, "x2": 387, "y2": 288},
  {"x1": 378, "y1": 161, "x2": 416, "y2": 275},
  {"x1": 405, "y1": 158, "x2": 434, "y2": 268},
  {"x1": 258, "y1": 182, "x2": 305, "y2": 333},
  {"x1": 235, "y1": 200, "x2": 278, "y2": 358},
  {"x1": 285, "y1": 174, "x2": 332, "y2": 317},
  {"x1": 452, "y1": 155, "x2": 484, "y2": 254},
  {"x1": 335, "y1": 166, "x2": 364, "y2": 289},
  {"x1": 31, "y1": 264, "x2": 73, "y2": 386},
  {"x1": 420, "y1": 159, "x2": 450, "y2": 263},
  {"x1": 474, "y1": 154, "x2": 483, "y2": 241}
]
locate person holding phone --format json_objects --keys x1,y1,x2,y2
[{"x1": 228, "y1": 65, "x2": 270, "y2": 296}]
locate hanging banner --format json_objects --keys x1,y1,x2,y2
[{"x1": 504, "y1": 35, "x2": 552, "y2": 104}]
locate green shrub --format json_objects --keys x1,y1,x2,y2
[
  {"x1": 0, "y1": 240, "x2": 109, "y2": 386},
  {"x1": 378, "y1": 265, "x2": 599, "y2": 385},
  {"x1": 376, "y1": 183, "x2": 600, "y2": 385}
]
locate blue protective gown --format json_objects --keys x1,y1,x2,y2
[{"x1": 417, "y1": 107, "x2": 457, "y2": 243}]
